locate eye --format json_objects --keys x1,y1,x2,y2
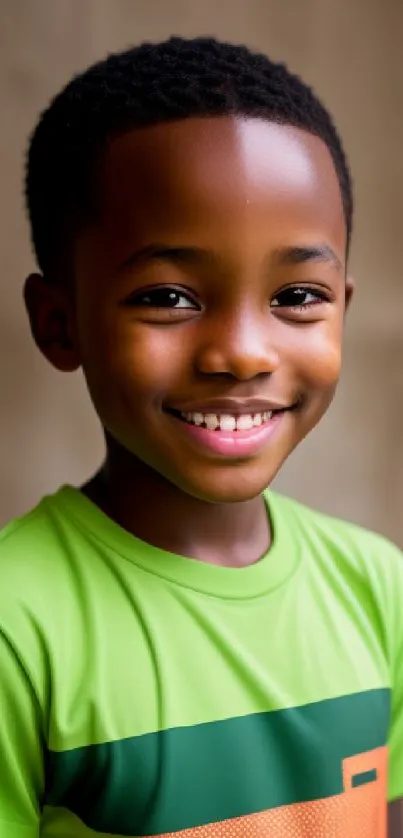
[
  {"x1": 271, "y1": 286, "x2": 330, "y2": 311},
  {"x1": 124, "y1": 286, "x2": 199, "y2": 310}
]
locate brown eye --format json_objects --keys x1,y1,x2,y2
[
  {"x1": 271, "y1": 287, "x2": 328, "y2": 309},
  {"x1": 126, "y1": 287, "x2": 198, "y2": 309}
]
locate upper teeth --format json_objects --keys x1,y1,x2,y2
[{"x1": 180, "y1": 411, "x2": 273, "y2": 430}]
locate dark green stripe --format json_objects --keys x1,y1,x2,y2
[
  {"x1": 352, "y1": 768, "x2": 378, "y2": 788},
  {"x1": 45, "y1": 688, "x2": 390, "y2": 836}
]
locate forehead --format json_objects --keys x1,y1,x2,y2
[{"x1": 87, "y1": 116, "x2": 346, "y2": 265}]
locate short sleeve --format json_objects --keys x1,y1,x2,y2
[
  {"x1": 0, "y1": 628, "x2": 43, "y2": 837},
  {"x1": 389, "y1": 626, "x2": 403, "y2": 801},
  {"x1": 381, "y1": 540, "x2": 403, "y2": 801}
]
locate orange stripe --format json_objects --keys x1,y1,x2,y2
[{"x1": 151, "y1": 746, "x2": 387, "y2": 838}]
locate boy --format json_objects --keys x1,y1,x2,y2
[{"x1": 1, "y1": 35, "x2": 402, "y2": 837}]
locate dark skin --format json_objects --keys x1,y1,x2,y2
[
  {"x1": 24, "y1": 116, "x2": 402, "y2": 830},
  {"x1": 25, "y1": 117, "x2": 353, "y2": 565}
]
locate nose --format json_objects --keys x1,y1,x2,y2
[{"x1": 194, "y1": 308, "x2": 280, "y2": 380}]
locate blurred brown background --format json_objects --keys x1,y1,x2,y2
[{"x1": 1, "y1": 0, "x2": 402, "y2": 541}]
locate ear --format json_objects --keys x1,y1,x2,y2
[
  {"x1": 344, "y1": 275, "x2": 355, "y2": 313},
  {"x1": 24, "y1": 273, "x2": 81, "y2": 372}
]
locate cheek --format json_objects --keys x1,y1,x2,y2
[
  {"x1": 291, "y1": 324, "x2": 343, "y2": 391},
  {"x1": 115, "y1": 327, "x2": 189, "y2": 393},
  {"x1": 80, "y1": 313, "x2": 188, "y2": 401}
]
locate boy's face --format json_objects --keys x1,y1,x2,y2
[{"x1": 28, "y1": 117, "x2": 353, "y2": 503}]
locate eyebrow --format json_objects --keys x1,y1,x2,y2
[
  {"x1": 272, "y1": 244, "x2": 343, "y2": 271},
  {"x1": 119, "y1": 242, "x2": 343, "y2": 273},
  {"x1": 119, "y1": 245, "x2": 208, "y2": 271}
]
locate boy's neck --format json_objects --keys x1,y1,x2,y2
[{"x1": 82, "y1": 448, "x2": 271, "y2": 569}]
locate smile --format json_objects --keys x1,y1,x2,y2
[
  {"x1": 179, "y1": 410, "x2": 274, "y2": 432},
  {"x1": 166, "y1": 408, "x2": 290, "y2": 458}
]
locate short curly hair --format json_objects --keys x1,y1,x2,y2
[{"x1": 26, "y1": 36, "x2": 353, "y2": 277}]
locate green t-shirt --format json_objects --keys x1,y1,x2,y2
[{"x1": 0, "y1": 486, "x2": 402, "y2": 837}]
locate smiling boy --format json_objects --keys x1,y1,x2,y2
[{"x1": 1, "y1": 36, "x2": 402, "y2": 837}]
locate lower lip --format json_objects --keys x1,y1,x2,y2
[{"x1": 167, "y1": 412, "x2": 286, "y2": 457}]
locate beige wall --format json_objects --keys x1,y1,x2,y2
[{"x1": 1, "y1": 0, "x2": 402, "y2": 542}]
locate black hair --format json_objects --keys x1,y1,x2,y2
[{"x1": 26, "y1": 36, "x2": 353, "y2": 277}]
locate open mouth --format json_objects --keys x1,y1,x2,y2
[{"x1": 166, "y1": 407, "x2": 287, "y2": 433}]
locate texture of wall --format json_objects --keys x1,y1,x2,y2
[{"x1": 1, "y1": 0, "x2": 402, "y2": 542}]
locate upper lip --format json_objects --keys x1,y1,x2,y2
[{"x1": 167, "y1": 398, "x2": 294, "y2": 416}]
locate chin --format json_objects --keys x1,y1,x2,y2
[{"x1": 175, "y1": 463, "x2": 284, "y2": 505}]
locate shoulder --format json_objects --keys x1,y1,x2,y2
[
  {"x1": 0, "y1": 495, "x2": 65, "y2": 700},
  {"x1": 267, "y1": 489, "x2": 403, "y2": 598},
  {"x1": 268, "y1": 491, "x2": 403, "y2": 668},
  {"x1": 0, "y1": 489, "x2": 81, "y2": 651},
  {"x1": 0, "y1": 487, "x2": 96, "y2": 701},
  {"x1": 0, "y1": 490, "x2": 69, "y2": 590}
]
